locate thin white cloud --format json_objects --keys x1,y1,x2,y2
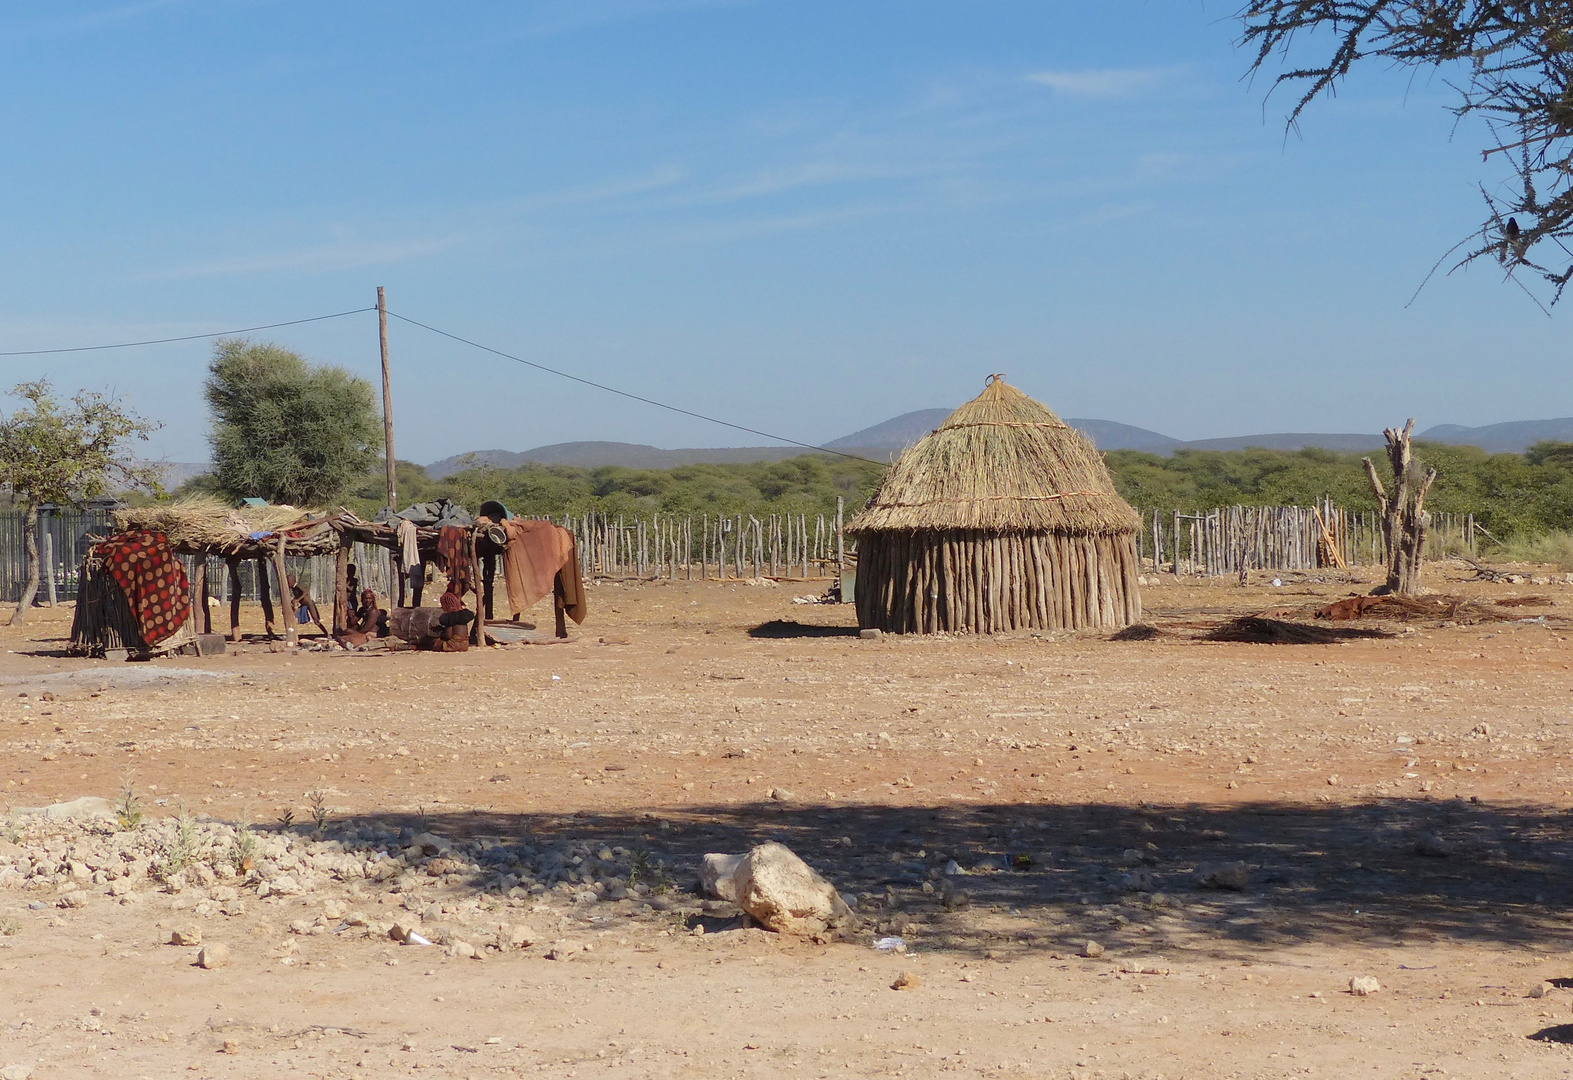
[
  {"x1": 5, "y1": 0, "x2": 193, "y2": 42},
  {"x1": 1026, "y1": 67, "x2": 1180, "y2": 99},
  {"x1": 145, "y1": 233, "x2": 465, "y2": 281}
]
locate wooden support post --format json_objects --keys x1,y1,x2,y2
[
  {"x1": 273, "y1": 537, "x2": 296, "y2": 646},
  {"x1": 41, "y1": 528, "x2": 56, "y2": 607},
  {"x1": 193, "y1": 558, "x2": 210, "y2": 634},
  {"x1": 227, "y1": 558, "x2": 243, "y2": 642},
  {"x1": 470, "y1": 528, "x2": 486, "y2": 646},
  {"x1": 257, "y1": 556, "x2": 276, "y2": 635},
  {"x1": 333, "y1": 543, "x2": 349, "y2": 635},
  {"x1": 1172, "y1": 511, "x2": 1183, "y2": 575},
  {"x1": 378, "y1": 286, "x2": 398, "y2": 513}
]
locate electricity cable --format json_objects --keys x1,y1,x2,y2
[
  {"x1": 0, "y1": 307, "x2": 376, "y2": 356},
  {"x1": 385, "y1": 310, "x2": 882, "y2": 464}
]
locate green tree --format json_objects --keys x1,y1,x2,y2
[
  {"x1": 205, "y1": 338, "x2": 382, "y2": 507},
  {"x1": 0, "y1": 381, "x2": 161, "y2": 624}
]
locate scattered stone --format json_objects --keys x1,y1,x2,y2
[
  {"x1": 942, "y1": 860, "x2": 963, "y2": 876},
  {"x1": 940, "y1": 882, "x2": 970, "y2": 912},
  {"x1": 0, "y1": 1064, "x2": 33, "y2": 1080},
  {"x1": 447, "y1": 940, "x2": 479, "y2": 959},
  {"x1": 389, "y1": 920, "x2": 418, "y2": 944},
  {"x1": 170, "y1": 927, "x2": 202, "y2": 946},
  {"x1": 1531, "y1": 982, "x2": 1555, "y2": 999},
  {"x1": 891, "y1": 971, "x2": 921, "y2": 990},
  {"x1": 1414, "y1": 833, "x2": 1454, "y2": 857},
  {"x1": 859, "y1": 629, "x2": 883, "y2": 640},
  {"x1": 498, "y1": 923, "x2": 536, "y2": 950},
  {"x1": 288, "y1": 920, "x2": 315, "y2": 935},
  {"x1": 545, "y1": 941, "x2": 572, "y2": 961},
  {"x1": 1081, "y1": 941, "x2": 1105, "y2": 959},
  {"x1": 1194, "y1": 861, "x2": 1250, "y2": 890},
  {"x1": 767, "y1": 787, "x2": 795, "y2": 802},
  {"x1": 1349, "y1": 976, "x2": 1380, "y2": 996},
  {"x1": 1119, "y1": 870, "x2": 1155, "y2": 893},
  {"x1": 56, "y1": 892, "x2": 87, "y2": 909},
  {"x1": 699, "y1": 853, "x2": 746, "y2": 902},
  {"x1": 197, "y1": 944, "x2": 231, "y2": 970},
  {"x1": 322, "y1": 899, "x2": 345, "y2": 920},
  {"x1": 266, "y1": 875, "x2": 302, "y2": 897},
  {"x1": 730, "y1": 842, "x2": 855, "y2": 937},
  {"x1": 222, "y1": 1040, "x2": 239, "y2": 1055}
]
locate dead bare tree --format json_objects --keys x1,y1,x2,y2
[
  {"x1": 1362, "y1": 420, "x2": 1438, "y2": 596},
  {"x1": 1240, "y1": 2, "x2": 1573, "y2": 303}
]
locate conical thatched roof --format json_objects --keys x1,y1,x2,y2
[{"x1": 848, "y1": 376, "x2": 1140, "y2": 535}]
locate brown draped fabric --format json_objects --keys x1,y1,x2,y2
[{"x1": 496, "y1": 519, "x2": 587, "y2": 624}]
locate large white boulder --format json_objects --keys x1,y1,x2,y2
[{"x1": 730, "y1": 842, "x2": 853, "y2": 937}]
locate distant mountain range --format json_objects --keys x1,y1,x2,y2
[{"x1": 164, "y1": 414, "x2": 1573, "y2": 483}]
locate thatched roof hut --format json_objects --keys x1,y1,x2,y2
[{"x1": 847, "y1": 375, "x2": 1142, "y2": 633}]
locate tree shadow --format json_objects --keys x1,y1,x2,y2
[
  {"x1": 747, "y1": 619, "x2": 860, "y2": 638},
  {"x1": 344, "y1": 795, "x2": 1573, "y2": 962}
]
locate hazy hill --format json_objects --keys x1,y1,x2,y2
[
  {"x1": 409, "y1": 414, "x2": 1573, "y2": 475},
  {"x1": 1420, "y1": 418, "x2": 1573, "y2": 453}
]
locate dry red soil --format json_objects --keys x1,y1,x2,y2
[{"x1": 3, "y1": 563, "x2": 1573, "y2": 1079}]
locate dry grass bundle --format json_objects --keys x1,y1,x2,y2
[
  {"x1": 847, "y1": 377, "x2": 1141, "y2": 535},
  {"x1": 1204, "y1": 617, "x2": 1394, "y2": 644},
  {"x1": 1110, "y1": 624, "x2": 1166, "y2": 641},
  {"x1": 114, "y1": 498, "x2": 313, "y2": 553}
]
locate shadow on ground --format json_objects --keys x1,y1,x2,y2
[
  {"x1": 337, "y1": 796, "x2": 1573, "y2": 961},
  {"x1": 747, "y1": 619, "x2": 860, "y2": 639}
]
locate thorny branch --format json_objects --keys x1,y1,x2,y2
[{"x1": 1240, "y1": 2, "x2": 1573, "y2": 302}]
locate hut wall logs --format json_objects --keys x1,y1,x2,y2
[{"x1": 853, "y1": 529, "x2": 1141, "y2": 634}]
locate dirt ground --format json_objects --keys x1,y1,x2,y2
[{"x1": 4, "y1": 561, "x2": 1573, "y2": 1079}]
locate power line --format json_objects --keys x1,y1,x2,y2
[
  {"x1": 0, "y1": 307, "x2": 376, "y2": 357},
  {"x1": 385, "y1": 310, "x2": 881, "y2": 465}
]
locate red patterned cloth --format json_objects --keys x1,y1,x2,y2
[
  {"x1": 96, "y1": 530, "x2": 191, "y2": 647},
  {"x1": 435, "y1": 524, "x2": 473, "y2": 600}
]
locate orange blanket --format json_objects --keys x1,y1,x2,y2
[{"x1": 497, "y1": 519, "x2": 587, "y2": 624}]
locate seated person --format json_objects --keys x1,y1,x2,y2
[
  {"x1": 350, "y1": 587, "x2": 390, "y2": 638},
  {"x1": 421, "y1": 591, "x2": 473, "y2": 652}
]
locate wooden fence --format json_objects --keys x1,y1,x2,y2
[
  {"x1": 1136, "y1": 502, "x2": 1476, "y2": 577},
  {"x1": 563, "y1": 509, "x2": 846, "y2": 581},
  {"x1": 0, "y1": 499, "x2": 1482, "y2": 606}
]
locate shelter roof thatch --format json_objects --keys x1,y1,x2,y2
[
  {"x1": 114, "y1": 498, "x2": 338, "y2": 556},
  {"x1": 848, "y1": 376, "x2": 1141, "y2": 535}
]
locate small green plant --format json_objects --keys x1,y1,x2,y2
[
  {"x1": 231, "y1": 822, "x2": 257, "y2": 872},
  {"x1": 278, "y1": 806, "x2": 295, "y2": 830},
  {"x1": 114, "y1": 778, "x2": 142, "y2": 831},
  {"x1": 308, "y1": 790, "x2": 329, "y2": 833},
  {"x1": 153, "y1": 805, "x2": 197, "y2": 882},
  {"x1": 627, "y1": 848, "x2": 651, "y2": 888}
]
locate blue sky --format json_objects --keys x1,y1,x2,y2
[{"x1": 0, "y1": 1, "x2": 1562, "y2": 464}]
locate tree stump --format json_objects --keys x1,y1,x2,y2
[{"x1": 1363, "y1": 420, "x2": 1438, "y2": 597}]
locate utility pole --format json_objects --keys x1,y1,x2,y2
[{"x1": 378, "y1": 287, "x2": 397, "y2": 511}]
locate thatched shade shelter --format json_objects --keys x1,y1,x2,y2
[{"x1": 847, "y1": 375, "x2": 1142, "y2": 633}]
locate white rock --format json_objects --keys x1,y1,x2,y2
[
  {"x1": 1194, "y1": 861, "x2": 1250, "y2": 890},
  {"x1": 197, "y1": 944, "x2": 230, "y2": 969},
  {"x1": 12, "y1": 797, "x2": 113, "y2": 821},
  {"x1": 698, "y1": 853, "x2": 745, "y2": 902},
  {"x1": 731, "y1": 842, "x2": 853, "y2": 937},
  {"x1": 1349, "y1": 976, "x2": 1380, "y2": 996},
  {"x1": 267, "y1": 875, "x2": 302, "y2": 896},
  {"x1": 0, "y1": 1063, "x2": 33, "y2": 1080},
  {"x1": 170, "y1": 927, "x2": 202, "y2": 946},
  {"x1": 497, "y1": 923, "x2": 535, "y2": 949}
]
